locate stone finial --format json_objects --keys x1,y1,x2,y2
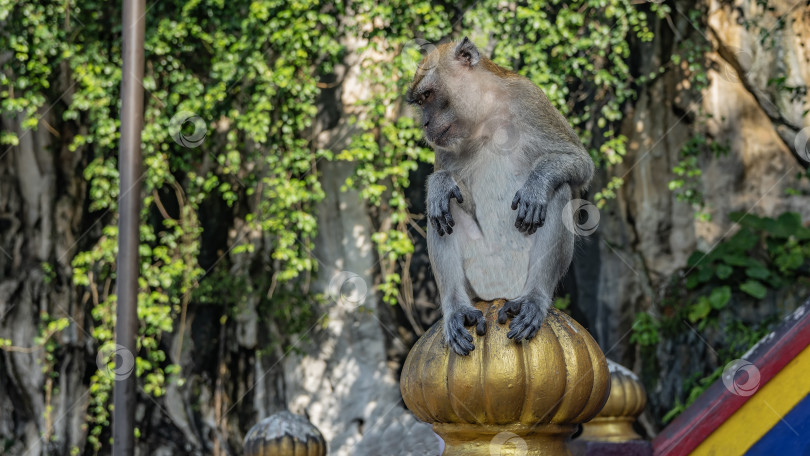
[
  {"x1": 243, "y1": 410, "x2": 326, "y2": 456},
  {"x1": 401, "y1": 300, "x2": 610, "y2": 455},
  {"x1": 578, "y1": 359, "x2": 647, "y2": 442}
]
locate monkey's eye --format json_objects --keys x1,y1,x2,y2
[{"x1": 417, "y1": 90, "x2": 432, "y2": 106}]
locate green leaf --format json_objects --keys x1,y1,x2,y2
[
  {"x1": 744, "y1": 266, "x2": 770, "y2": 280},
  {"x1": 715, "y1": 264, "x2": 733, "y2": 279},
  {"x1": 725, "y1": 229, "x2": 758, "y2": 252},
  {"x1": 739, "y1": 280, "x2": 767, "y2": 299},
  {"x1": 722, "y1": 254, "x2": 759, "y2": 267},
  {"x1": 776, "y1": 248, "x2": 805, "y2": 271},
  {"x1": 772, "y1": 212, "x2": 802, "y2": 237},
  {"x1": 0, "y1": 131, "x2": 19, "y2": 146},
  {"x1": 697, "y1": 265, "x2": 715, "y2": 283},
  {"x1": 708, "y1": 286, "x2": 731, "y2": 310},
  {"x1": 688, "y1": 298, "x2": 712, "y2": 323},
  {"x1": 686, "y1": 273, "x2": 701, "y2": 289}
]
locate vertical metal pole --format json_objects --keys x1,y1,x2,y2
[{"x1": 116, "y1": 0, "x2": 145, "y2": 455}]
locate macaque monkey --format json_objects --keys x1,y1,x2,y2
[{"x1": 407, "y1": 37, "x2": 594, "y2": 355}]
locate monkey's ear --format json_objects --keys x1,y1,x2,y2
[{"x1": 454, "y1": 37, "x2": 480, "y2": 67}]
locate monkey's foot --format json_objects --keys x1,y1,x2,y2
[
  {"x1": 497, "y1": 297, "x2": 548, "y2": 341},
  {"x1": 444, "y1": 307, "x2": 487, "y2": 356}
]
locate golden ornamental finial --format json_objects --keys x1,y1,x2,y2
[
  {"x1": 243, "y1": 410, "x2": 327, "y2": 456},
  {"x1": 401, "y1": 300, "x2": 610, "y2": 455},
  {"x1": 578, "y1": 359, "x2": 647, "y2": 442}
]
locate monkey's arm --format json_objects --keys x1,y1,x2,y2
[
  {"x1": 512, "y1": 147, "x2": 594, "y2": 233},
  {"x1": 426, "y1": 170, "x2": 465, "y2": 236}
]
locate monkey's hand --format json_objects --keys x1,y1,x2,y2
[
  {"x1": 427, "y1": 171, "x2": 464, "y2": 236},
  {"x1": 511, "y1": 172, "x2": 551, "y2": 234},
  {"x1": 497, "y1": 294, "x2": 548, "y2": 341},
  {"x1": 444, "y1": 306, "x2": 487, "y2": 356}
]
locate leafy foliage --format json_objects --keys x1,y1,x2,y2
[
  {"x1": 685, "y1": 212, "x2": 810, "y2": 311},
  {"x1": 632, "y1": 211, "x2": 810, "y2": 421},
  {"x1": 3, "y1": 0, "x2": 339, "y2": 451},
  {"x1": 668, "y1": 133, "x2": 729, "y2": 220},
  {"x1": 2, "y1": 0, "x2": 678, "y2": 449}
]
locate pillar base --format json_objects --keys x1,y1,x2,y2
[
  {"x1": 434, "y1": 422, "x2": 577, "y2": 456},
  {"x1": 578, "y1": 416, "x2": 642, "y2": 442}
]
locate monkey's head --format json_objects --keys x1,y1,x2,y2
[{"x1": 406, "y1": 37, "x2": 507, "y2": 152}]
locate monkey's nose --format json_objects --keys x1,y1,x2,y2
[{"x1": 423, "y1": 119, "x2": 430, "y2": 128}]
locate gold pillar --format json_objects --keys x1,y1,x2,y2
[
  {"x1": 578, "y1": 359, "x2": 647, "y2": 442},
  {"x1": 401, "y1": 300, "x2": 611, "y2": 455},
  {"x1": 243, "y1": 410, "x2": 327, "y2": 456}
]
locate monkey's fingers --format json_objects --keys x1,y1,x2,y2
[
  {"x1": 462, "y1": 308, "x2": 487, "y2": 336},
  {"x1": 511, "y1": 317, "x2": 541, "y2": 341},
  {"x1": 511, "y1": 192, "x2": 521, "y2": 211},
  {"x1": 447, "y1": 315, "x2": 475, "y2": 355},
  {"x1": 507, "y1": 303, "x2": 545, "y2": 341},
  {"x1": 514, "y1": 210, "x2": 525, "y2": 231},
  {"x1": 497, "y1": 300, "x2": 522, "y2": 324},
  {"x1": 515, "y1": 202, "x2": 530, "y2": 231},
  {"x1": 523, "y1": 205, "x2": 539, "y2": 233},
  {"x1": 520, "y1": 202, "x2": 537, "y2": 233},
  {"x1": 444, "y1": 210, "x2": 455, "y2": 228},
  {"x1": 506, "y1": 310, "x2": 527, "y2": 339},
  {"x1": 431, "y1": 217, "x2": 446, "y2": 236},
  {"x1": 450, "y1": 337, "x2": 474, "y2": 356},
  {"x1": 537, "y1": 204, "x2": 547, "y2": 227},
  {"x1": 526, "y1": 203, "x2": 546, "y2": 234},
  {"x1": 462, "y1": 308, "x2": 482, "y2": 325},
  {"x1": 520, "y1": 321, "x2": 543, "y2": 341},
  {"x1": 450, "y1": 185, "x2": 464, "y2": 204},
  {"x1": 475, "y1": 318, "x2": 486, "y2": 335}
]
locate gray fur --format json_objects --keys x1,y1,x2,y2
[{"x1": 412, "y1": 38, "x2": 594, "y2": 355}]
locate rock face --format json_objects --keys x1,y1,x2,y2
[
  {"x1": 281, "y1": 160, "x2": 438, "y2": 456},
  {"x1": 570, "y1": 0, "x2": 810, "y2": 430},
  {"x1": 1, "y1": 109, "x2": 90, "y2": 455},
  {"x1": 703, "y1": 0, "x2": 810, "y2": 225},
  {"x1": 278, "y1": 34, "x2": 439, "y2": 455}
]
